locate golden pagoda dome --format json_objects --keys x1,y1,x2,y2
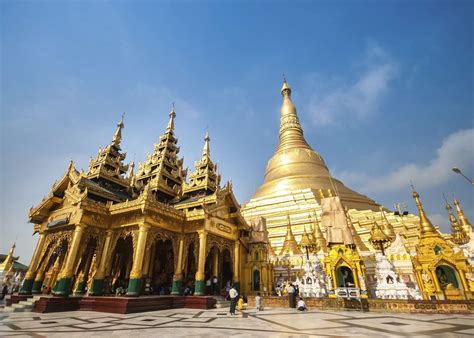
[{"x1": 251, "y1": 79, "x2": 379, "y2": 211}]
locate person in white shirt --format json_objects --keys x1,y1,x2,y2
[
  {"x1": 297, "y1": 297, "x2": 307, "y2": 311},
  {"x1": 229, "y1": 285, "x2": 238, "y2": 315},
  {"x1": 255, "y1": 292, "x2": 263, "y2": 311},
  {"x1": 206, "y1": 278, "x2": 212, "y2": 295}
]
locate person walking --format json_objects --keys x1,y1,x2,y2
[
  {"x1": 229, "y1": 284, "x2": 238, "y2": 315},
  {"x1": 255, "y1": 292, "x2": 264, "y2": 311},
  {"x1": 286, "y1": 283, "x2": 295, "y2": 308}
]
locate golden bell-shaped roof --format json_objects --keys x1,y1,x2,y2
[
  {"x1": 251, "y1": 79, "x2": 379, "y2": 211},
  {"x1": 299, "y1": 226, "x2": 313, "y2": 249},
  {"x1": 369, "y1": 221, "x2": 391, "y2": 250},
  {"x1": 412, "y1": 189, "x2": 438, "y2": 237},
  {"x1": 279, "y1": 216, "x2": 302, "y2": 256}
]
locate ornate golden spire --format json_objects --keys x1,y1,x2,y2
[
  {"x1": 85, "y1": 114, "x2": 130, "y2": 189},
  {"x1": 167, "y1": 104, "x2": 176, "y2": 132},
  {"x1": 135, "y1": 105, "x2": 186, "y2": 202},
  {"x1": 112, "y1": 113, "x2": 125, "y2": 147},
  {"x1": 0, "y1": 242, "x2": 16, "y2": 271},
  {"x1": 202, "y1": 130, "x2": 210, "y2": 157},
  {"x1": 412, "y1": 188, "x2": 438, "y2": 237},
  {"x1": 279, "y1": 215, "x2": 302, "y2": 256},
  {"x1": 312, "y1": 212, "x2": 327, "y2": 252},
  {"x1": 380, "y1": 206, "x2": 396, "y2": 239},
  {"x1": 277, "y1": 78, "x2": 311, "y2": 153},
  {"x1": 453, "y1": 197, "x2": 472, "y2": 239},
  {"x1": 183, "y1": 131, "x2": 221, "y2": 196}
]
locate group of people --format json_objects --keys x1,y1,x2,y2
[{"x1": 205, "y1": 276, "x2": 219, "y2": 295}]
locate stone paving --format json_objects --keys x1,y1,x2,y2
[{"x1": 0, "y1": 307, "x2": 473, "y2": 337}]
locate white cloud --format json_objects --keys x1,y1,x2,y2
[
  {"x1": 305, "y1": 43, "x2": 398, "y2": 126},
  {"x1": 336, "y1": 128, "x2": 474, "y2": 193}
]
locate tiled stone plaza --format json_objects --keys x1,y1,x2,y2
[{"x1": 0, "y1": 307, "x2": 473, "y2": 337}]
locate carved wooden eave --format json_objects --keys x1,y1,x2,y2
[{"x1": 29, "y1": 164, "x2": 82, "y2": 222}]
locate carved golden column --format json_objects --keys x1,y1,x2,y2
[
  {"x1": 90, "y1": 230, "x2": 113, "y2": 295},
  {"x1": 75, "y1": 247, "x2": 94, "y2": 295},
  {"x1": 55, "y1": 224, "x2": 86, "y2": 296},
  {"x1": 21, "y1": 232, "x2": 47, "y2": 294},
  {"x1": 20, "y1": 233, "x2": 46, "y2": 295},
  {"x1": 171, "y1": 236, "x2": 185, "y2": 295},
  {"x1": 234, "y1": 242, "x2": 241, "y2": 292},
  {"x1": 194, "y1": 230, "x2": 207, "y2": 295},
  {"x1": 127, "y1": 223, "x2": 150, "y2": 296},
  {"x1": 212, "y1": 248, "x2": 219, "y2": 277}
]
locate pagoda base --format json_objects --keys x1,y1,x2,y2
[{"x1": 32, "y1": 295, "x2": 216, "y2": 314}]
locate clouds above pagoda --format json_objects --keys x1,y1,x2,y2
[
  {"x1": 336, "y1": 128, "x2": 474, "y2": 193},
  {"x1": 305, "y1": 43, "x2": 398, "y2": 126}
]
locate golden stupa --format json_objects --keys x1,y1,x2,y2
[
  {"x1": 242, "y1": 79, "x2": 420, "y2": 254},
  {"x1": 251, "y1": 79, "x2": 378, "y2": 209}
]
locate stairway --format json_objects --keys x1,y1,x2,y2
[
  {"x1": 213, "y1": 296, "x2": 230, "y2": 309},
  {"x1": 1, "y1": 295, "x2": 42, "y2": 313}
]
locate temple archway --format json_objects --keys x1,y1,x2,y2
[
  {"x1": 74, "y1": 237, "x2": 98, "y2": 295},
  {"x1": 149, "y1": 239, "x2": 174, "y2": 295},
  {"x1": 436, "y1": 265, "x2": 460, "y2": 290},
  {"x1": 221, "y1": 248, "x2": 233, "y2": 288},
  {"x1": 204, "y1": 246, "x2": 220, "y2": 294},
  {"x1": 108, "y1": 236, "x2": 133, "y2": 294},
  {"x1": 41, "y1": 238, "x2": 69, "y2": 293},
  {"x1": 252, "y1": 269, "x2": 261, "y2": 291},
  {"x1": 336, "y1": 265, "x2": 355, "y2": 288}
]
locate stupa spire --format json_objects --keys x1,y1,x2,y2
[
  {"x1": 411, "y1": 187, "x2": 437, "y2": 237},
  {"x1": 445, "y1": 201, "x2": 467, "y2": 245},
  {"x1": 277, "y1": 77, "x2": 311, "y2": 153},
  {"x1": 380, "y1": 206, "x2": 396, "y2": 239},
  {"x1": 453, "y1": 197, "x2": 472, "y2": 239},
  {"x1": 167, "y1": 103, "x2": 176, "y2": 132},
  {"x1": 312, "y1": 212, "x2": 327, "y2": 252},
  {"x1": 279, "y1": 215, "x2": 302, "y2": 255},
  {"x1": 112, "y1": 113, "x2": 125, "y2": 147},
  {"x1": 202, "y1": 130, "x2": 210, "y2": 157}
]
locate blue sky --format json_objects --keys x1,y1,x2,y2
[{"x1": 1, "y1": 0, "x2": 473, "y2": 263}]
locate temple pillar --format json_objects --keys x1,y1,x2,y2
[
  {"x1": 458, "y1": 269, "x2": 470, "y2": 299},
  {"x1": 55, "y1": 224, "x2": 86, "y2": 296},
  {"x1": 90, "y1": 230, "x2": 113, "y2": 296},
  {"x1": 194, "y1": 231, "x2": 207, "y2": 295},
  {"x1": 172, "y1": 236, "x2": 185, "y2": 295},
  {"x1": 212, "y1": 248, "x2": 219, "y2": 277},
  {"x1": 20, "y1": 233, "x2": 46, "y2": 295},
  {"x1": 127, "y1": 223, "x2": 150, "y2": 296},
  {"x1": 233, "y1": 242, "x2": 240, "y2": 292},
  {"x1": 431, "y1": 268, "x2": 442, "y2": 299},
  {"x1": 75, "y1": 248, "x2": 94, "y2": 295},
  {"x1": 148, "y1": 242, "x2": 156, "y2": 277}
]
